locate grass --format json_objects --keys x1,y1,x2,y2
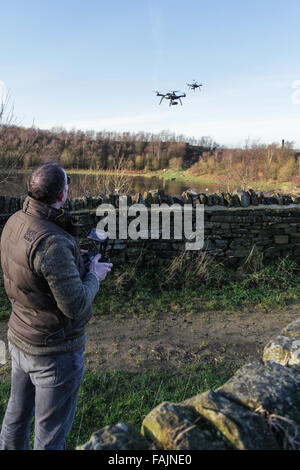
[
  {"x1": 0, "y1": 364, "x2": 235, "y2": 450},
  {"x1": 89, "y1": 254, "x2": 300, "y2": 319}
]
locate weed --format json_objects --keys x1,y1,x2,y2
[{"x1": 241, "y1": 244, "x2": 264, "y2": 274}]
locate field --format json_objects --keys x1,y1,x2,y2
[{"x1": 0, "y1": 255, "x2": 300, "y2": 448}]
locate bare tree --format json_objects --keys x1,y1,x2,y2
[
  {"x1": 216, "y1": 169, "x2": 235, "y2": 193},
  {"x1": 221, "y1": 143, "x2": 266, "y2": 191},
  {"x1": 97, "y1": 154, "x2": 132, "y2": 195},
  {"x1": 0, "y1": 91, "x2": 39, "y2": 183}
]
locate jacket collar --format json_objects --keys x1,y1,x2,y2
[
  {"x1": 22, "y1": 196, "x2": 79, "y2": 236},
  {"x1": 22, "y1": 196, "x2": 63, "y2": 221}
]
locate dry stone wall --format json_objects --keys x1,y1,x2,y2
[
  {"x1": 77, "y1": 317, "x2": 300, "y2": 450},
  {"x1": 1, "y1": 189, "x2": 300, "y2": 266}
]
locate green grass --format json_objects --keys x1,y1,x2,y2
[
  {"x1": 89, "y1": 255, "x2": 300, "y2": 319},
  {"x1": 0, "y1": 364, "x2": 234, "y2": 450}
]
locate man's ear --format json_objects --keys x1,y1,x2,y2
[{"x1": 59, "y1": 190, "x2": 64, "y2": 201}]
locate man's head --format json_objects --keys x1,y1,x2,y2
[{"x1": 27, "y1": 162, "x2": 69, "y2": 207}]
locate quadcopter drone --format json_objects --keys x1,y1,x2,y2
[
  {"x1": 154, "y1": 90, "x2": 186, "y2": 106},
  {"x1": 187, "y1": 80, "x2": 203, "y2": 91}
]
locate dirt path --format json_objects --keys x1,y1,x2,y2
[
  {"x1": 1, "y1": 303, "x2": 298, "y2": 379},
  {"x1": 83, "y1": 304, "x2": 299, "y2": 373}
]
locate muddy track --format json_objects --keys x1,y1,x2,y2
[{"x1": 1, "y1": 303, "x2": 297, "y2": 379}]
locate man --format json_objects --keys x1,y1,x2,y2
[{"x1": 0, "y1": 162, "x2": 112, "y2": 450}]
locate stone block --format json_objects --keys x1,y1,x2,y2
[
  {"x1": 274, "y1": 235, "x2": 289, "y2": 244},
  {"x1": 206, "y1": 194, "x2": 220, "y2": 206},
  {"x1": 198, "y1": 193, "x2": 207, "y2": 205},
  {"x1": 290, "y1": 233, "x2": 300, "y2": 243},
  {"x1": 263, "y1": 336, "x2": 300, "y2": 370},
  {"x1": 143, "y1": 192, "x2": 154, "y2": 207},
  {"x1": 281, "y1": 318, "x2": 300, "y2": 339},
  {"x1": 284, "y1": 227, "x2": 297, "y2": 234},
  {"x1": 263, "y1": 319, "x2": 300, "y2": 370},
  {"x1": 4, "y1": 197, "x2": 11, "y2": 213},
  {"x1": 172, "y1": 195, "x2": 184, "y2": 206},
  {"x1": 232, "y1": 246, "x2": 252, "y2": 257},
  {"x1": 215, "y1": 361, "x2": 300, "y2": 448},
  {"x1": 248, "y1": 189, "x2": 259, "y2": 205},
  {"x1": 77, "y1": 423, "x2": 151, "y2": 450},
  {"x1": 183, "y1": 389, "x2": 279, "y2": 450},
  {"x1": 214, "y1": 239, "x2": 228, "y2": 248},
  {"x1": 141, "y1": 401, "x2": 229, "y2": 450},
  {"x1": 233, "y1": 189, "x2": 251, "y2": 207}
]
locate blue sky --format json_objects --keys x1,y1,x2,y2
[{"x1": 1, "y1": 0, "x2": 300, "y2": 147}]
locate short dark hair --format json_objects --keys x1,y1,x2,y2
[{"x1": 27, "y1": 162, "x2": 66, "y2": 204}]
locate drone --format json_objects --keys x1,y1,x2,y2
[
  {"x1": 154, "y1": 90, "x2": 186, "y2": 106},
  {"x1": 187, "y1": 80, "x2": 203, "y2": 91}
]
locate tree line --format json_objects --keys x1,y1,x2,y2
[
  {"x1": 187, "y1": 139, "x2": 300, "y2": 189},
  {"x1": 0, "y1": 116, "x2": 299, "y2": 190},
  {"x1": 0, "y1": 125, "x2": 217, "y2": 172}
]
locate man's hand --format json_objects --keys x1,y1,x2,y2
[{"x1": 89, "y1": 254, "x2": 113, "y2": 282}]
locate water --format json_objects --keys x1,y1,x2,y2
[{"x1": 0, "y1": 172, "x2": 234, "y2": 197}]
